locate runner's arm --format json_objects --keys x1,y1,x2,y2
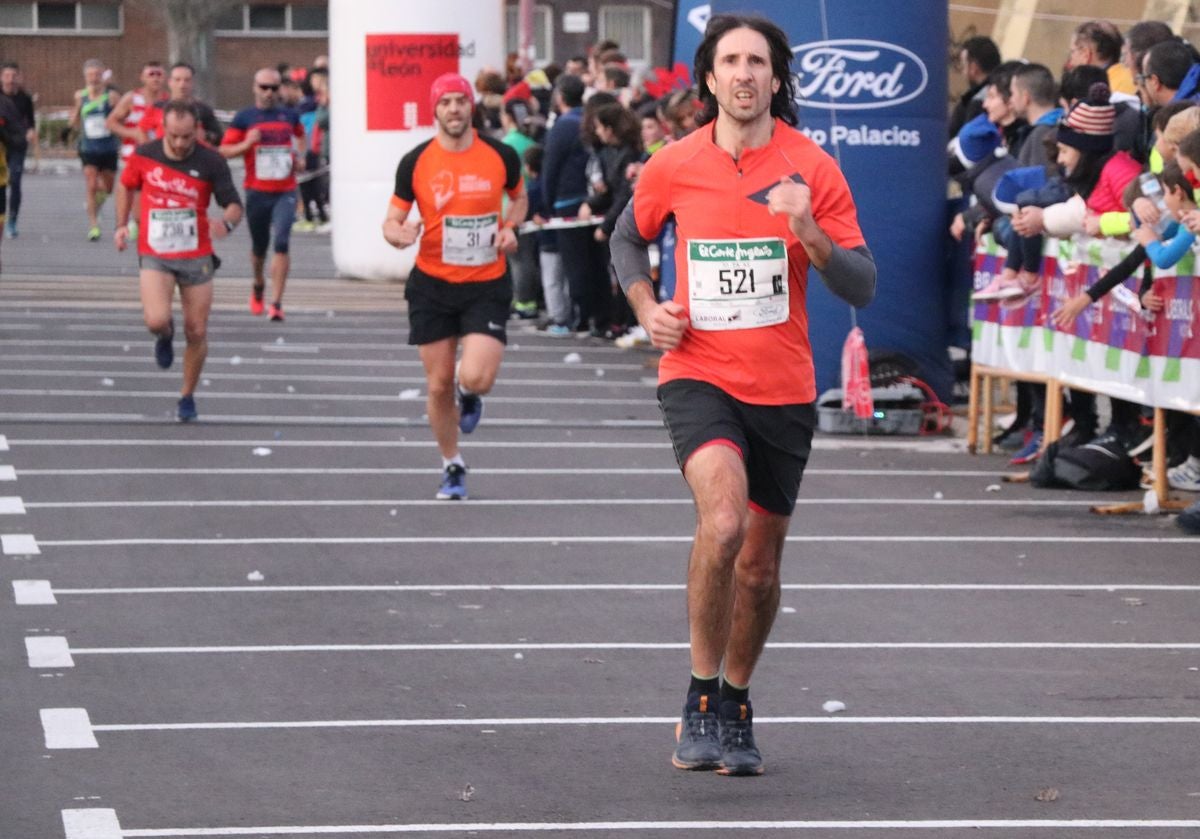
[
  {"x1": 106, "y1": 93, "x2": 136, "y2": 140},
  {"x1": 610, "y1": 200, "x2": 654, "y2": 298},
  {"x1": 114, "y1": 181, "x2": 133, "y2": 228},
  {"x1": 68, "y1": 91, "x2": 82, "y2": 129}
]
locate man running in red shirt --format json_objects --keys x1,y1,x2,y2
[
  {"x1": 382, "y1": 73, "x2": 526, "y2": 500},
  {"x1": 610, "y1": 14, "x2": 876, "y2": 775},
  {"x1": 220, "y1": 67, "x2": 305, "y2": 321},
  {"x1": 116, "y1": 101, "x2": 244, "y2": 421}
]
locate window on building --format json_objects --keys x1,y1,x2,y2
[
  {"x1": 0, "y1": 1, "x2": 121, "y2": 32},
  {"x1": 598, "y1": 5, "x2": 650, "y2": 64},
  {"x1": 504, "y1": 4, "x2": 552, "y2": 66},
  {"x1": 216, "y1": 3, "x2": 328, "y2": 36}
]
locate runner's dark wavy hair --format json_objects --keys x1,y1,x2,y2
[{"x1": 694, "y1": 14, "x2": 798, "y2": 128}]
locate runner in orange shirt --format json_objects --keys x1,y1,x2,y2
[
  {"x1": 610, "y1": 14, "x2": 876, "y2": 775},
  {"x1": 382, "y1": 73, "x2": 526, "y2": 500}
]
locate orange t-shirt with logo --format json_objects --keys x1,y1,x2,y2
[
  {"x1": 390, "y1": 130, "x2": 523, "y2": 283},
  {"x1": 631, "y1": 119, "x2": 866, "y2": 405}
]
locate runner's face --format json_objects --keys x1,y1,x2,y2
[
  {"x1": 435, "y1": 93, "x2": 471, "y2": 138},
  {"x1": 84, "y1": 66, "x2": 104, "y2": 87},
  {"x1": 142, "y1": 66, "x2": 164, "y2": 93},
  {"x1": 706, "y1": 27, "x2": 779, "y2": 127},
  {"x1": 0, "y1": 68, "x2": 16, "y2": 93},
  {"x1": 254, "y1": 72, "x2": 280, "y2": 108},
  {"x1": 162, "y1": 113, "x2": 197, "y2": 160},
  {"x1": 169, "y1": 68, "x2": 194, "y2": 100}
]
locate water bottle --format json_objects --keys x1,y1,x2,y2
[{"x1": 1138, "y1": 172, "x2": 1173, "y2": 235}]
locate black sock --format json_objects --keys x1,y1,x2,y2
[
  {"x1": 689, "y1": 674, "x2": 719, "y2": 697},
  {"x1": 720, "y1": 680, "x2": 749, "y2": 704}
]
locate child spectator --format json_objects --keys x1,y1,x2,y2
[{"x1": 524, "y1": 145, "x2": 570, "y2": 337}]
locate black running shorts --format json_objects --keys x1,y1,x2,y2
[
  {"x1": 657, "y1": 378, "x2": 816, "y2": 516},
  {"x1": 80, "y1": 150, "x2": 119, "y2": 172},
  {"x1": 404, "y1": 265, "x2": 512, "y2": 346}
]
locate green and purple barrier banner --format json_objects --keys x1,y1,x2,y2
[{"x1": 972, "y1": 236, "x2": 1200, "y2": 411}]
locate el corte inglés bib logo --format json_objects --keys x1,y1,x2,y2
[{"x1": 792, "y1": 39, "x2": 928, "y2": 111}]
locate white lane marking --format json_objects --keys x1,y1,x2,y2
[
  {"x1": 41, "y1": 707, "x2": 98, "y2": 748},
  {"x1": 13, "y1": 579, "x2": 56, "y2": 604},
  {"x1": 0, "y1": 368, "x2": 652, "y2": 389},
  {"x1": 0, "y1": 336, "x2": 639, "y2": 355},
  {"x1": 34, "y1": 535, "x2": 1200, "y2": 548},
  {"x1": 48, "y1": 583, "x2": 1200, "y2": 596},
  {"x1": 0, "y1": 495, "x2": 26, "y2": 513},
  {"x1": 22, "y1": 498, "x2": 1127, "y2": 510},
  {"x1": 260, "y1": 344, "x2": 321, "y2": 353},
  {"x1": 15, "y1": 467, "x2": 1003, "y2": 477},
  {"x1": 2, "y1": 533, "x2": 39, "y2": 554},
  {"x1": 0, "y1": 465, "x2": 16, "y2": 480},
  {"x1": 87, "y1": 817, "x2": 1200, "y2": 834},
  {"x1": 61, "y1": 808, "x2": 121, "y2": 839},
  {"x1": 90, "y1": 715, "x2": 1200, "y2": 733},
  {"x1": 0, "y1": 413, "x2": 665, "y2": 428},
  {"x1": 0, "y1": 434, "x2": 7, "y2": 450},
  {"x1": 67, "y1": 641, "x2": 1200, "y2": 657},
  {"x1": 0, "y1": 388, "x2": 654, "y2": 407},
  {"x1": 0, "y1": 353, "x2": 646, "y2": 372},
  {"x1": 3, "y1": 438, "x2": 971, "y2": 456},
  {"x1": 26, "y1": 635, "x2": 74, "y2": 667}
]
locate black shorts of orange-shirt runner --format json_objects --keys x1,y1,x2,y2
[
  {"x1": 404, "y1": 264, "x2": 512, "y2": 346},
  {"x1": 658, "y1": 378, "x2": 816, "y2": 516}
]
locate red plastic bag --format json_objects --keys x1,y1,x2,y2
[{"x1": 841, "y1": 326, "x2": 874, "y2": 420}]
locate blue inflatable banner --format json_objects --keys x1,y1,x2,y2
[{"x1": 677, "y1": 1, "x2": 951, "y2": 398}]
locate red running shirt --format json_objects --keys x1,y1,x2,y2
[
  {"x1": 632, "y1": 119, "x2": 866, "y2": 405},
  {"x1": 120, "y1": 139, "x2": 242, "y2": 260}
]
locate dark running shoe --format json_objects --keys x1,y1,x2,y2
[
  {"x1": 1178, "y1": 499, "x2": 1200, "y2": 535},
  {"x1": 436, "y1": 463, "x2": 467, "y2": 500},
  {"x1": 458, "y1": 389, "x2": 483, "y2": 434},
  {"x1": 154, "y1": 323, "x2": 174, "y2": 369},
  {"x1": 671, "y1": 691, "x2": 721, "y2": 770},
  {"x1": 717, "y1": 698, "x2": 764, "y2": 776},
  {"x1": 176, "y1": 395, "x2": 198, "y2": 422}
]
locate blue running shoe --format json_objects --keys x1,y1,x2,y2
[
  {"x1": 154, "y1": 325, "x2": 174, "y2": 369},
  {"x1": 717, "y1": 698, "x2": 764, "y2": 776},
  {"x1": 671, "y1": 691, "x2": 721, "y2": 770},
  {"x1": 436, "y1": 463, "x2": 467, "y2": 500},
  {"x1": 458, "y1": 389, "x2": 483, "y2": 434},
  {"x1": 1009, "y1": 430, "x2": 1044, "y2": 465},
  {"x1": 176, "y1": 395, "x2": 197, "y2": 422}
]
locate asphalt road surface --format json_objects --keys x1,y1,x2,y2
[{"x1": 1, "y1": 172, "x2": 1198, "y2": 838}]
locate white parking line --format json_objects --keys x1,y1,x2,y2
[
  {"x1": 2, "y1": 533, "x2": 39, "y2": 554},
  {"x1": 26, "y1": 636, "x2": 73, "y2": 667},
  {"x1": 15, "y1": 467, "x2": 1002, "y2": 477},
  {"x1": 0, "y1": 368, "x2": 652, "y2": 389},
  {"x1": 54, "y1": 810, "x2": 1200, "y2": 835},
  {"x1": 61, "y1": 808, "x2": 121, "y2": 839},
  {"x1": 0, "y1": 353, "x2": 647, "y2": 371},
  {"x1": 21, "y1": 497, "x2": 1129, "y2": 510},
  {"x1": 0, "y1": 495, "x2": 26, "y2": 513},
  {"x1": 0, "y1": 337, "x2": 639, "y2": 355},
  {"x1": 30, "y1": 637, "x2": 1200, "y2": 668},
  {"x1": 0, "y1": 434, "x2": 7, "y2": 450},
  {"x1": 40, "y1": 708, "x2": 98, "y2": 748},
  {"x1": 0, "y1": 413, "x2": 665, "y2": 428},
  {"x1": 0, "y1": 388, "x2": 655, "y2": 407},
  {"x1": 32, "y1": 535, "x2": 1200, "y2": 548},
  {"x1": 13, "y1": 579, "x2": 56, "y2": 604},
  {"x1": 43, "y1": 583, "x2": 1200, "y2": 596},
  {"x1": 39, "y1": 711, "x2": 1200, "y2": 750},
  {"x1": 0, "y1": 465, "x2": 16, "y2": 480}
]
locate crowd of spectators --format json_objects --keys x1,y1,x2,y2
[
  {"x1": 947, "y1": 20, "x2": 1200, "y2": 533},
  {"x1": 475, "y1": 40, "x2": 700, "y2": 345}
]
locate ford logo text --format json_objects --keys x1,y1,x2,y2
[{"x1": 792, "y1": 39, "x2": 928, "y2": 111}]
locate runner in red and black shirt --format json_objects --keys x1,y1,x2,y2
[
  {"x1": 136, "y1": 62, "x2": 224, "y2": 148},
  {"x1": 610, "y1": 15, "x2": 875, "y2": 777},
  {"x1": 116, "y1": 101, "x2": 244, "y2": 422},
  {"x1": 220, "y1": 67, "x2": 306, "y2": 320}
]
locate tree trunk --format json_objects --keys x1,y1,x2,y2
[{"x1": 133, "y1": 0, "x2": 242, "y2": 104}]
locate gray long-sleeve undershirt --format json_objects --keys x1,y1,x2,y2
[{"x1": 609, "y1": 201, "x2": 877, "y2": 309}]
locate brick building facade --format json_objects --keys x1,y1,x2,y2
[{"x1": 0, "y1": 0, "x2": 327, "y2": 113}]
